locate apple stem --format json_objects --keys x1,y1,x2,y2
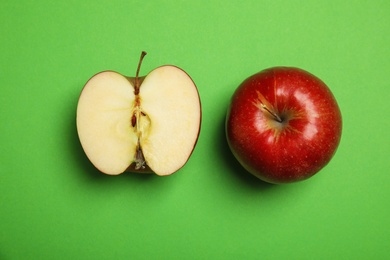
[
  {"x1": 262, "y1": 105, "x2": 283, "y2": 123},
  {"x1": 134, "y1": 51, "x2": 147, "y2": 95},
  {"x1": 256, "y1": 91, "x2": 283, "y2": 123}
]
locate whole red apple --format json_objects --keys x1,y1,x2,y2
[{"x1": 226, "y1": 67, "x2": 342, "y2": 184}]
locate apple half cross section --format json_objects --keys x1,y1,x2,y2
[{"x1": 77, "y1": 52, "x2": 201, "y2": 176}]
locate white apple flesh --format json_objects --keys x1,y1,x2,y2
[{"x1": 77, "y1": 52, "x2": 201, "y2": 176}]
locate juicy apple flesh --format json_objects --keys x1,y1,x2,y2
[
  {"x1": 226, "y1": 67, "x2": 342, "y2": 184},
  {"x1": 77, "y1": 54, "x2": 201, "y2": 176}
]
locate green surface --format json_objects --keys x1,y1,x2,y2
[{"x1": 1, "y1": 0, "x2": 389, "y2": 259}]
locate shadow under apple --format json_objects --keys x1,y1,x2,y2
[{"x1": 217, "y1": 104, "x2": 276, "y2": 190}]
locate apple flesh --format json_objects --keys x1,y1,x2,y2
[
  {"x1": 226, "y1": 67, "x2": 342, "y2": 184},
  {"x1": 77, "y1": 52, "x2": 201, "y2": 176}
]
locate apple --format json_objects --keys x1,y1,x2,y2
[
  {"x1": 76, "y1": 52, "x2": 201, "y2": 176},
  {"x1": 226, "y1": 67, "x2": 342, "y2": 184}
]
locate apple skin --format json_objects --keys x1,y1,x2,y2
[{"x1": 226, "y1": 67, "x2": 342, "y2": 184}]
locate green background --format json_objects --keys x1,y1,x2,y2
[{"x1": 1, "y1": 0, "x2": 389, "y2": 259}]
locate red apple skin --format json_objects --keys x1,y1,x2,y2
[{"x1": 226, "y1": 67, "x2": 342, "y2": 184}]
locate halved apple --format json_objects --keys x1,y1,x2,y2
[{"x1": 76, "y1": 52, "x2": 201, "y2": 176}]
